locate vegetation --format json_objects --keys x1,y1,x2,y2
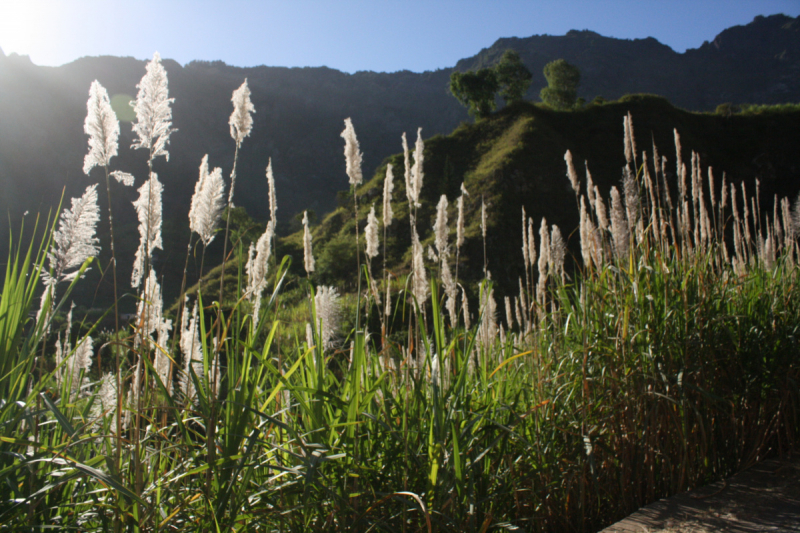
[
  {"x1": 540, "y1": 58, "x2": 582, "y2": 109},
  {"x1": 494, "y1": 50, "x2": 532, "y2": 105},
  {"x1": 1, "y1": 56, "x2": 799, "y2": 533},
  {"x1": 449, "y1": 49, "x2": 532, "y2": 119}
]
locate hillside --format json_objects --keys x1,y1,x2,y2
[{"x1": 291, "y1": 96, "x2": 800, "y2": 301}]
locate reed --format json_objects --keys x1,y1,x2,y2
[{"x1": 1, "y1": 70, "x2": 798, "y2": 533}]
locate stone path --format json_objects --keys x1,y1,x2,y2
[{"x1": 600, "y1": 453, "x2": 800, "y2": 532}]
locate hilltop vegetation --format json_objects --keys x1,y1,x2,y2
[{"x1": 284, "y1": 95, "x2": 800, "y2": 300}]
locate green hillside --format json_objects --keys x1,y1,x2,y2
[{"x1": 278, "y1": 95, "x2": 800, "y2": 300}]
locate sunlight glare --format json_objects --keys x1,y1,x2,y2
[{"x1": 0, "y1": 1, "x2": 62, "y2": 61}]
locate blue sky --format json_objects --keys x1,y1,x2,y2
[{"x1": 1, "y1": 0, "x2": 798, "y2": 73}]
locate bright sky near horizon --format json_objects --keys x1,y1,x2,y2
[{"x1": 1, "y1": 0, "x2": 799, "y2": 73}]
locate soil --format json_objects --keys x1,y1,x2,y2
[{"x1": 600, "y1": 453, "x2": 800, "y2": 532}]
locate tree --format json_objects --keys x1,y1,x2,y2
[
  {"x1": 495, "y1": 50, "x2": 532, "y2": 105},
  {"x1": 449, "y1": 68, "x2": 499, "y2": 119},
  {"x1": 540, "y1": 59, "x2": 581, "y2": 110}
]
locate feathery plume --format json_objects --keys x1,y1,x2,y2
[
  {"x1": 154, "y1": 318, "x2": 172, "y2": 391},
  {"x1": 444, "y1": 261, "x2": 457, "y2": 327},
  {"x1": 478, "y1": 284, "x2": 497, "y2": 351},
  {"x1": 303, "y1": 211, "x2": 315, "y2": 274},
  {"x1": 579, "y1": 196, "x2": 594, "y2": 271},
  {"x1": 266, "y1": 158, "x2": 277, "y2": 226},
  {"x1": 245, "y1": 220, "x2": 274, "y2": 319},
  {"x1": 411, "y1": 128, "x2": 424, "y2": 207},
  {"x1": 456, "y1": 187, "x2": 467, "y2": 249},
  {"x1": 505, "y1": 296, "x2": 514, "y2": 330},
  {"x1": 434, "y1": 195, "x2": 449, "y2": 257},
  {"x1": 305, "y1": 322, "x2": 314, "y2": 349},
  {"x1": 83, "y1": 80, "x2": 120, "y2": 175},
  {"x1": 461, "y1": 285, "x2": 471, "y2": 330},
  {"x1": 383, "y1": 164, "x2": 394, "y2": 227},
  {"x1": 110, "y1": 171, "x2": 134, "y2": 187},
  {"x1": 550, "y1": 225, "x2": 566, "y2": 283},
  {"x1": 403, "y1": 132, "x2": 414, "y2": 204},
  {"x1": 565, "y1": 150, "x2": 580, "y2": 196},
  {"x1": 43, "y1": 184, "x2": 101, "y2": 287},
  {"x1": 627, "y1": 112, "x2": 637, "y2": 164},
  {"x1": 522, "y1": 207, "x2": 530, "y2": 271},
  {"x1": 189, "y1": 155, "x2": 226, "y2": 246},
  {"x1": 365, "y1": 205, "x2": 380, "y2": 259},
  {"x1": 179, "y1": 300, "x2": 203, "y2": 403},
  {"x1": 527, "y1": 217, "x2": 537, "y2": 269},
  {"x1": 315, "y1": 286, "x2": 341, "y2": 351},
  {"x1": 586, "y1": 162, "x2": 596, "y2": 211},
  {"x1": 594, "y1": 186, "x2": 609, "y2": 231},
  {"x1": 385, "y1": 275, "x2": 392, "y2": 317},
  {"x1": 135, "y1": 270, "x2": 164, "y2": 347},
  {"x1": 538, "y1": 218, "x2": 550, "y2": 282},
  {"x1": 131, "y1": 52, "x2": 175, "y2": 161},
  {"x1": 131, "y1": 173, "x2": 163, "y2": 288},
  {"x1": 610, "y1": 186, "x2": 630, "y2": 259},
  {"x1": 62, "y1": 335, "x2": 94, "y2": 395},
  {"x1": 411, "y1": 227, "x2": 429, "y2": 305},
  {"x1": 623, "y1": 115, "x2": 633, "y2": 165},
  {"x1": 623, "y1": 166, "x2": 641, "y2": 241},
  {"x1": 341, "y1": 118, "x2": 363, "y2": 186},
  {"x1": 229, "y1": 79, "x2": 255, "y2": 146},
  {"x1": 96, "y1": 372, "x2": 119, "y2": 415}
]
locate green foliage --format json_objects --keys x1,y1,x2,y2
[
  {"x1": 449, "y1": 49, "x2": 533, "y2": 118},
  {"x1": 494, "y1": 50, "x2": 532, "y2": 104},
  {"x1": 449, "y1": 68, "x2": 499, "y2": 119},
  {"x1": 540, "y1": 58, "x2": 581, "y2": 109}
]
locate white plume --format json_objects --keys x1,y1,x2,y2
[
  {"x1": 341, "y1": 118, "x2": 363, "y2": 186},
  {"x1": 44, "y1": 184, "x2": 101, "y2": 287},
  {"x1": 303, "y1": 211, "x2": 315, "y2": 274},
  {"x1": 131, "y1": 173, "x2": 163, "y2": 288},
  {"x1": 315, "y1": 286, "x2": 341, "y2": 351},
  {"x1": 411, "y1": 128, "x2": 424, "y2": 207},
  {"x1": 110, "y1": 171, "x2": 135, "y2": 187},
  {"x1": 565, "y1": 149, "x2": 580, "y2": 196},
  {"x1": 403, "y1": 132, "x2": 414, "y2": 204},
  {"x1": 189, "y1": 155, "x2": 226, "y2": 246},
  {"x1": 383, "y1": 164, "x2": 394, "y2": 227},
  {"x1": 179, "y1": 299, "x2": 203, "y2": 403},
  {"x1": 411, "y1": 227, "x2": 429, "y2": 305},
  {"x1": 245, "y1": 220, "x2": 274, "y2": 320},
  {"x1": 229, "y1": 79, "x2": 255, "y2": 146},
  {"x1": 83, "y1": 80, "x2": 119, "y2": 175},
  {"x1": 131, "y1": 52, "x2": 176, "y2": 161},
  {"x1": 266, "y1": 158, "x2": 277, "y2": 226},
  {"x1": 434, "y1": 195, "x2": 449, "y2": 258},
  {"x1": 365, "y1": 205, "x2": 379, "y2": 259}
]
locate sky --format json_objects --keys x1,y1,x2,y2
[{"x1": 1, "y1": 0, "x2": 799, "y2": 74}]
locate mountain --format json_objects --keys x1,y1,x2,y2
[
  {"x1": 457, "y1": 14, "x2": 800, "y2": 109},
  {"x1": 1, "y1": 14, "x2": 799, "y2": 309}
]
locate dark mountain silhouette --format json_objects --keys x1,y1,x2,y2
[{"x1": 1, "y1": 14, "x2": 798, "y2": 310}]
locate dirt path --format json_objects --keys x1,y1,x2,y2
[{"x1": 600, "y1": 453, "x2": 800, "y2": 532}]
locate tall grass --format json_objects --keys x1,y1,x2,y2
[{"x1": 0, "y1": 66, "x2": 798, "y2": 532}]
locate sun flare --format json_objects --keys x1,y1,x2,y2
[{"x1": 0, "y1": 1, "x2": 60, "y2": 60}]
